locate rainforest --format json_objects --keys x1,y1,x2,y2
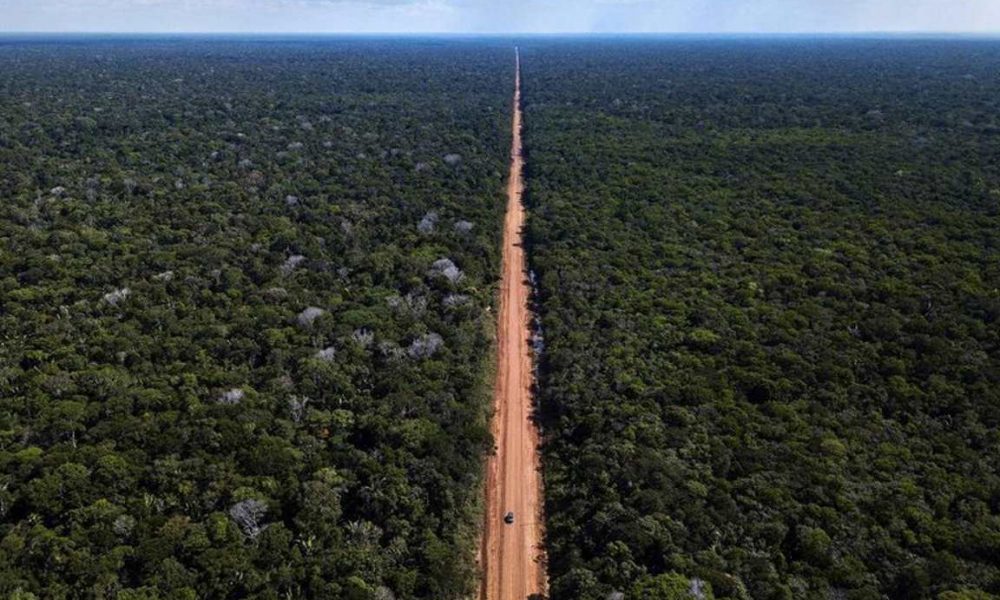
[
  {"x1": 522, "y1": 38, "x2": 1000, "y2": 600},
  {"x1": 1, "y1": 35, "x2": 998, "y2": 600},
  {"x1": 0, "y1": 37, "x2": 512, "y2": 598}
]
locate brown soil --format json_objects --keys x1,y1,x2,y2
[{"x1": 480, "y1": 48, "x2": 547, "y2": 600}]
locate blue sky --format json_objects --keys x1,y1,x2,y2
[{"x1": 2, "y1": 0, "x2": 999, "y2": 34}]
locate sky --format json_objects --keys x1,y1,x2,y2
[{"x1": 2, "y1": 0, "x2": 1000, "y2": 34}]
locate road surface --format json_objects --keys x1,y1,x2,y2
[{"x1": 480, "y1": 47, "x2": 547, "y2": 600}]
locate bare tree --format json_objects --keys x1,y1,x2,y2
[
  {"x1": 297, "y1": 306, "x2": 325, "y2": 327},
  {"x1": 387, "y1": 292, "x2": 427, "y2": 316},
  {"x1": 288, "y1": 396, "x2": 309, "y2": 424},
  {"x1": 229, "y1": 499, "x2": 268, "y2": 539},
  {"x1": 428, "y1": 258, "x2": 463, "y2": 283},
  {"x1": 103, "y1": 288, "x2": 131, "y2": 306},
  {"x1": 281, "y1": 254, "x2": 306, "y2": 276},
  {"x1": 218, "y1": 388, "x2": 245, "y2": 405},
  {"x1": 352, "y1": 328, "x2": 375, "y2": 348},
  {"x1": 374, "y1": 587, "x2": 396, "y2": 600},
  {"x1": 690, "y1": 578, "x2": 709, "y2": 600},
  {"x1": 407, "y1": 333, "x2": 444, "y2": 360},
  {"x1": 417, "y1": 210, "x2": 438, "y2": 234}
]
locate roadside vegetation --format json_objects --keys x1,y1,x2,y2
[
  {"x1": 521, "y1": 39, "x2": 1000, "y2": 600},
  {"x1": 0, "y1": 38, "x2": 512, "y2": 598}
]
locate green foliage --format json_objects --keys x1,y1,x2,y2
[
  {"x1": 939, "y1": 590, "x2": 995, "y2": 600},
  {"x1": 521, "y1": 39, "x2": 1000, "y2": 599},
  {"x1": 0, "y1": 38, "x2": 513, "y2": 598},
  {"x1": 632, "y1": 573, "x2": 715, "y2": 600}
]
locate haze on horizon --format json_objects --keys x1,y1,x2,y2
[{"x1": 2, "y1": 0, "x2": 999, "y2": 35}]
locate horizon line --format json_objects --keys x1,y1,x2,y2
[{"x1": 2, "y1": 30, "x2": 1000, "y2": 37}]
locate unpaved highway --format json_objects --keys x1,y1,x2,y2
[{"x1": 480, "y1": 47, "x2": 547, "y2": 600}]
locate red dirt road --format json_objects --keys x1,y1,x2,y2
[{"x1": 480, "y1": 48, "x2": 547, "y2": 600}]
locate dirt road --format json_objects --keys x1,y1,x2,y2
[{"x1": 480, "y1": 48, "x2": 547, "y2": 600}]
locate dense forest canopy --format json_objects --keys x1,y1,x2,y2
[
  {"x1": 4, "y1": 34, "x2": 1000, "y2": 600},
  {"x1": 0, "y1": 38, "x2": 513, "y2": 598},
  {"x1": 520, "y1": 38, "x2": 1000, "y2": 600}
]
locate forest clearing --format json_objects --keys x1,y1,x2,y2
[{"x1": 480, "y1": 47, "x2": 547, "y2": 600}]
